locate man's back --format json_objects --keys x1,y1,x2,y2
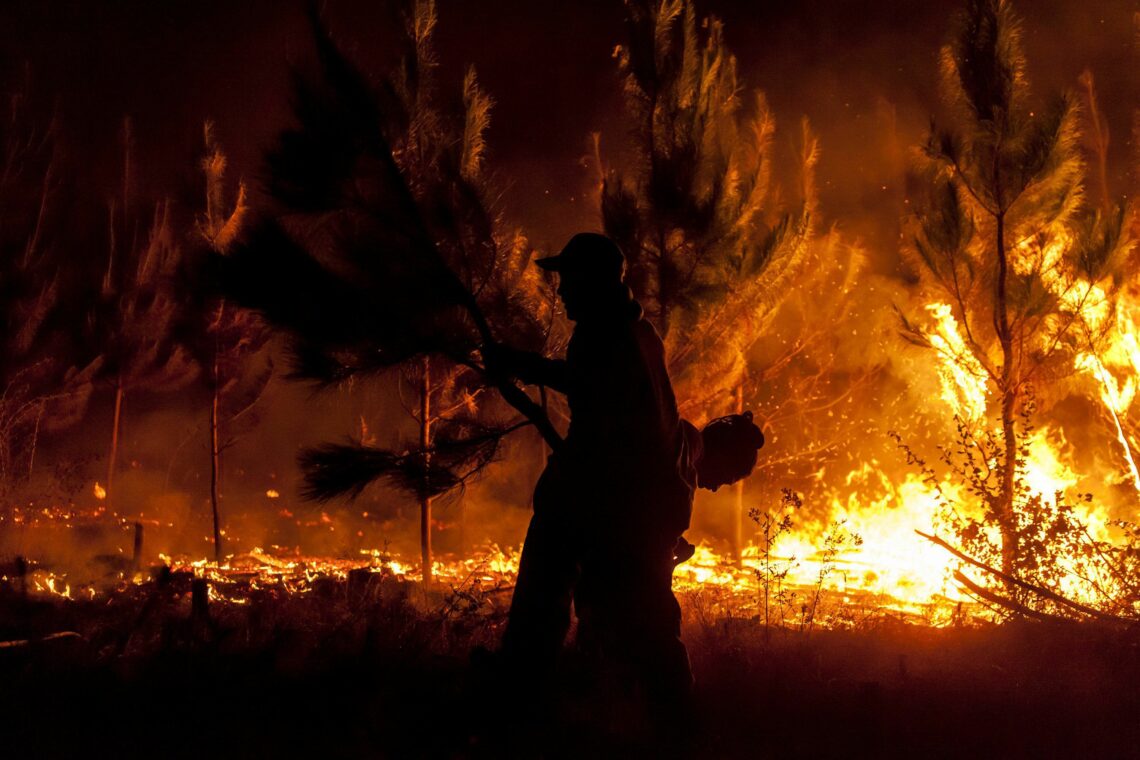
[{"x1": 560, "y1": 299, "x2": 688, "y2": 543}]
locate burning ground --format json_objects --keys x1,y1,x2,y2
[{"x1": 3, "y1": 0, "x2": 1140, "y2": 755}]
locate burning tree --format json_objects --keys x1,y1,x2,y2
[
  {"x1": 0, "y1": 76, "x2": 100, "y2": 496},
  {"x1": 599, "y1": 0, "x2": 856, "y2": 556},
  {"x1": 1062, "y1": 69, "x2": 1140, "y2": 497},
  {"x1": 93, "y1": 120, "x2": 198, "y2": 509},
  {"x1": 903, "y1": 0, "x2": 1135, "y2": 583},
  {"x1": 222, "y1": 3, "x2": 555, "y2": 583},
  {"x1": 601, "y1": 0, "x2": 818, "y2": 395}
]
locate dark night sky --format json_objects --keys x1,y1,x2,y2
[{"x1": 3, "y1": 0, "x2": 1136, "y2": 254}]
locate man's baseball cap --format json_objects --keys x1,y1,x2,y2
[{"x1": 535, "y1": 232, "x2": 624, "y2": 280}]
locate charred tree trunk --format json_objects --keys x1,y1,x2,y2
[
  {"x1": 998, "y1": 388, "x2": 1018, "y2": 577},
  {"x1": 210, "y1": 378, "x2": 223, "y2": 563},
  {"x1": 15, "y1": 555, "x2": 27, "y2": 602},
  {"x1": 994, "y1": 209, "x2": 1018, "y2": 581},
  {"x1": 107, "y1": 377, "x2": 124, "y2": 508},
  {"x1": 27, "y1": 400, "x2": 44, "y2": 480},
  {"x1": 131, "y1": 521, "x2": 144, "y2": 572},
  {"x1": 420, "y1": 357, "x2": 433, "y2": 586},
  {"x1": 209, "y1": 303, "x2": 224, "y2": 563}
]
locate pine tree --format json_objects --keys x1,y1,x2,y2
[
  {"x1": 601, "y1": 1, "x2": 818, "y2": 373},
  {"x1": 904, "y1": 0, "x2": 1134, "y2": 579},
  {"x1": 376, "y1": 4, "x2": 553, "y2": 581},
  {"x1": 664, "y1": 117, "x2": 826, "y2": 417},
  {"x1": 223, "y1": 2, "x2": 555, "y2": 583},
  {"x1": 183, "y1": 121, "x2": 268, "y2": 562},
  {"x1": 600, "y1": 0, "x2": 826, "y2": 556}
]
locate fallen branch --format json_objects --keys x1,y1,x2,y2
[
  {"x1": 0, "y1": 631, "x2": 82, "y2": 649},
  {"x1": 916, "y1": 530, "x2": 1127, "y2": 624},
  {"x1": 952, "y1": 571, "x2": 1073, "y2": 624}
]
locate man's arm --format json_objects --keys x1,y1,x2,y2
[{"x1": 484, "y1": 343, "x2": 570, "y2": 393}]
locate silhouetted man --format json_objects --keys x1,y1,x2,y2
[{"x1": 489, "y1": 232, "x2": 694, "y2": 731}]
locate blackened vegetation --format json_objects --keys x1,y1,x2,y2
[
  {"x1": 2, "y1": 585, "x2": 1140, "y2": 758},
  {"x1": 221, "y1": 5, "x2": 558, "y2": 508}
]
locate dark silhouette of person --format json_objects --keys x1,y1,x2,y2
[
  {"x1": 488, "y1": 233, "x2": 687, "y2": 689},
  {"x1": 485, "y1": 232, "x2": 765, "y2": 748},
  {"x1": 671, "y1": 411, "x2": 766, "y2": 566}
]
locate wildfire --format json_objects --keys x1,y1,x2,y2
[
  {"x1": 1072, "y1": 290, "x2": 1140, "y2": 493},
  {"x1": 3, "y1": 259, "x2": 1135, "y2": 625},
  {"x1": 924, "y1": 302, "x2": 989, "y2": 424},
  {"x1": 1019, "y1": 227, "x2": 1140, "y2": 494},
  {"x1": 0, "y1": 425, "x2": 1116, "y2": 626},
  {"x1": 1, "y1": 394, "x2": 1127, "y2": 628}
]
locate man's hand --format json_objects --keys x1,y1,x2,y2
[
  {"x1": 672, "y1": 536, "x2": 696, "y2": 567},
  {"x1": 482, "y1": 341, "x2": 569, "y2": 392}
]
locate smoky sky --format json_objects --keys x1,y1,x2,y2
[{"x1": 4, "y1": 0, "x2": 1136, "y2": 255}]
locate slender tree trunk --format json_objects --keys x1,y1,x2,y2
[
  {"x1": 210, "y1": 369, "x2": 223, "y2": 563},
  {"x1": 209, "y1": 302, "x2": 223, "y2": 563},
  {"x1": 994, "y1": 210, "x2": 1018, "y2": 580},
  {"x1": 420, "y1": 357, "x2": 433, "y2": 585},
  {"x1": 999, "y1": 388, "x2": 1017, "y2": 574},
  {"x1": 107, "y1": 377, "x2": 124, "y2": 508},
  {"x1": 27, "y1": 400, "x2": 44, "y2": 480},
  {"x1": 131, "y1": 521, "x2": 144, "y2": 572},
  {"x1": 732, "y1": 380, "x2": 745, "y2": 565}
]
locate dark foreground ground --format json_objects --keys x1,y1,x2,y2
[{"x1": 1, "y1": 575, "x2": 1138, "y2": 759}]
